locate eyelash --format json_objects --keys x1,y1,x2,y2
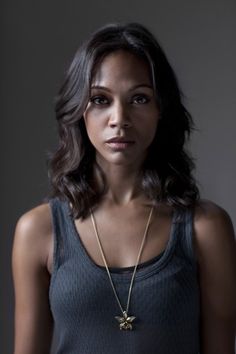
[
  {"x1": 90, "y1": 96, "x2": 109, "y2": 105},
  {"x1": 89, "y1": 94, "x2": 150, "y2": 106},
  {"x1": 133, "y1": 95, "x2": 150, "y2": 104}
]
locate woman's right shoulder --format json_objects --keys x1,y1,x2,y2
[
  {"x1": 16, "y1": 202, "x2": 52, "y2": 240},
  {"x1": 13, "y1": 202, "x2": 53, "y2": 269}
]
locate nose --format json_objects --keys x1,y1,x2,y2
[{"x1": 108, "y1": 101, "x2": 132, "y2": 129}]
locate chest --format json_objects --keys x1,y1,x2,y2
[
  {"x1": 49, "y1": 250, "x2": 200, "y2": 341},
  {"x1": 47, "y1": 206, "x2": 175, "y2": 273},
  {"x1": 72, "y1": 208, "x2": 174, "y2": 269}
]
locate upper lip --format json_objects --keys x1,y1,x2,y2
[{"x1": 106, "y1": 137, "x2": 134, "y2": 143}]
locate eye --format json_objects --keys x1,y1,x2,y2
[
  {"x1": 90, "y1": 95, "x2": 109, "y2": 105},
  {"x1": 132, "y1": 94, "x2": 150, "y2": 104}
]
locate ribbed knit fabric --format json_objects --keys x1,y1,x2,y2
[{"x1": 49, "y1": 197, "x2": 200, "y2": 354}]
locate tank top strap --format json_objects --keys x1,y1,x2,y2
[
  {"x1": 49, "y1": 197, "x2": 79, "y2": 271},
  {"x1": 174, "y1": 207, "x2": 197, "y2": 268}
]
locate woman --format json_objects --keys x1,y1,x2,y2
[{"x1": 12, "y1": 23, "x2": 236, "y2": 354}]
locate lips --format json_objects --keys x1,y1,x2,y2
[
  {"x1": 105, "y1": 136, "x2": 135, "y2": 150},
  {"x1": 105, "y1": 137, "x2": 134, "y2": 143}
]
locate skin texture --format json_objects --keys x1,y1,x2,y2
[{"x1": 12, "y1": 51, "x2": 236, "y2": 354}]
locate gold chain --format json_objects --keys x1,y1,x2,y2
[{"x1": 90, "y1": 206, "x2": 154, "y2": 330}]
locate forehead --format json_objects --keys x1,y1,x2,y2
[{"x1": 91, "y1": 50, "x2": 152, "y2": 87}]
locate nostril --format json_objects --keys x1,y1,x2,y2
[{"x1": 109, "y1": 122, "x2": 131, "y2": 129}]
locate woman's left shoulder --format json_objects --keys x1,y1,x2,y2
[
  {"x1": 193, "y1": 198, "x2": 232, "y2": 220},
  {"x1": 192, "y1": 198, "x2": 236, "y2": 272},
  {"x1": 194, "y1": 199, "x2": 234, "y2": 241},
  {"x1": 192, "y1": 199, "x2": 236, "y2": 340}
]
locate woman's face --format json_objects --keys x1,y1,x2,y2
[{"x1": 83, "y1": 50, "x2": 160, "y2": 169}]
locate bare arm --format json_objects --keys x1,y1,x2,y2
[
  {"x1": 194, "y1": 201, "x2": 236, "y2": 354},
  {"x1": 12, "y1": 204, "x2": 53, "y2": 354}
]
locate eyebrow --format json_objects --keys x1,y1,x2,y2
[{"x1": 91, "y1": 84, "x2": 153, "y2": 92}]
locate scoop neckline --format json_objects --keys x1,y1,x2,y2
[
  {"x1": 65, "y1": 201, "x2": 179, "y2": 283},
  {"x1": 96, "y1": 249, "x2": 166, "y2": 275}
]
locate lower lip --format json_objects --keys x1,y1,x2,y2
[{"x1": 106, "y1": 142, "x2": 135, "y2": 150}]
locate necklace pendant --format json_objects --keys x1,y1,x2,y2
[{"x1": 115, "y1": 311, "x2": 136, "y2": 330}]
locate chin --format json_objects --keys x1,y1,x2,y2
[{"x1": 97, "y1": 151, "x2": 145, "y2": 168}]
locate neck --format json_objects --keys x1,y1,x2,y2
[{"x1": 94, "y1": 160, "x2": 145, "y2": 206}]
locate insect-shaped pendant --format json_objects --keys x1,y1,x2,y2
[{"x1": 115, "y1": 311, "x2": 136, "y2": 330}]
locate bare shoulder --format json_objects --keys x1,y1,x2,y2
[
  {"x1": 193, "y1": 198, "x2": 236, "y2": 305},
  {"x1": 12, "y1": 203, "x2": 54, "y2": 353},
  {"x1": 193, "y1": 198, "x2": 235, "y2": 248},
  {"x1": 193, "y1": 200, "x2": 236, "y2": 349},
  {"x1": 193, "y1": 198, "x2": 235, "y2": 265},
  {"x1": 16, "y1": 202, "x2": 52, "y2": 233},
  {"x1": 13, "y1": 203, "x2": 53, "y2": 268},
  {"x1": 194, "y1": 198, "x2": 233, "y2": 222}
]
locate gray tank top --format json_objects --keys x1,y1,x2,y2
[{"x1": 49, "y1": 197, "x2": 200, "y2": 354}]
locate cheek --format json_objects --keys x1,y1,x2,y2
[
  {"x1": 145, "y1": 119, "x2": 159, "y2": 147},
  {"x1": 83, "y1": 116, "x2": 94, "y2": 141},
  {"x1": 139, "y1": 114, "x2": 159, "y2": 139},
  {"x1": 83, "y1": 116, "x2": 103, "y2": 148},
  {"x1": 84, "y1": 107, "x2": 107, "y2": 129},
  {"x1": 146, "y1": 124, "x2": 158, "y2": 145}
]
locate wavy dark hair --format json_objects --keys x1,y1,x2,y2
[{"x1": 47, "y1": 22, "x2": 200, "y2": 219}]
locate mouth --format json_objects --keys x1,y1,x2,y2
[{"x1": 105, "y1": 137, "x2": 135, "y2": 150}]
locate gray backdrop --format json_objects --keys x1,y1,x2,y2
[{"x1": 1, "y1": 0, "x2": 235, "y2": 352}]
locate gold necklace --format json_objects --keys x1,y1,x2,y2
[{"x1": 90, "y1": 206, "x2": 154, "y2": 330}]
